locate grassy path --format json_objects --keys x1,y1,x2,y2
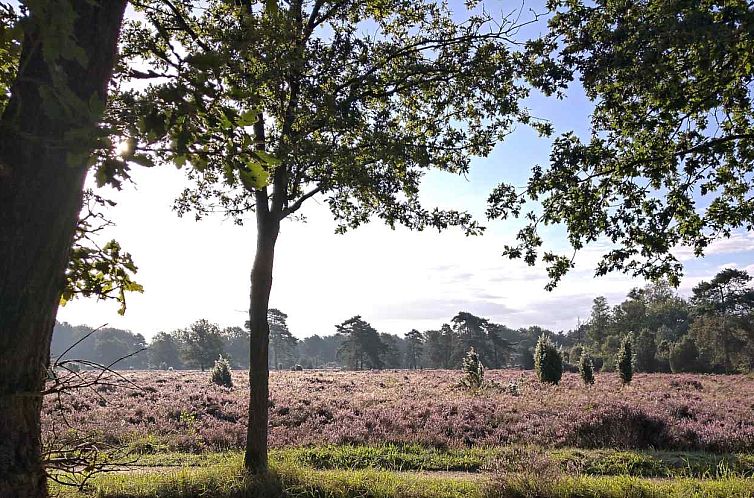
[{"x1": 51, "y1": 445, "x2": 754, "y2": 497}]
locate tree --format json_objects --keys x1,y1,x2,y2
[
  {"x1": 335, "y1": 316, "x2": 384, "y2": 370},
  {"x1": 0, "y1": 2, "x2": 128, "y2": 495},
  {"x1": 177, "y1": 320, "x2": 225, "y2": 371},
  {"x1": 404, "y1": 329, "x2": 424, "y2": 369},
  {"x1": 94, "y1": 328, "x2": 147, "y2": 368},
  {"x1": 121, "y1": 0, "x2": 562, "y2": 473},
  {"x1": 379, "y1": 333, "x2": 404, "y2": 369},
  {"x1": 221, "y1": 326, "x2": 250, "y2": 369},
  {"x1": 451, "y1": 312, "x2": 491, "y2": 364},
  {"x1": 534, "y1": 334, "x2": 563, "y2": 384},
  {"x1": 210, "y1": 355, "x2": 233, "y2": 387},
  {"x1": 612, "y1": 289, "x2": 648, "y2": 339},
  {"x1": 691, "y1": 269, "x2": 754, "y2": 372},
  {"x1": 297, "y1": 334, "x2": 341, "y2": 368},
  {"x1": 670, "y1": 336, "x2": 700, "y2": 373},
  {"x1": 149, "y1": 332, "x2": 183, "y2": 369},
  {"x1": 586, "y1": 297, "x2": 611, "y2": 345},
  {"x1": 423, "y1": 325, "x2": 456, "y2": 369},
  {"x1": 634, "y1": 329, "x2": 657, "y2": 373},
  {"x1": 268, "y1": 309, "x2": 298, "y2": 369},
  {"x1": 616, "y1": 334, "x2": 634, "y2": 385},
  {"x1": 489, "y1": 0, "x2": 754, "y2": 289},
  {"x1": 460, "y1": 347, "x2": 484, "y2": 389}
]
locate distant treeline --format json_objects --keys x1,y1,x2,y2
[
  {"x1": 53, "y1": 269, "x2": 754, "y2": 374},
  {"x1": 51, "y1": 311, "x2": 553, "y2": 371}
]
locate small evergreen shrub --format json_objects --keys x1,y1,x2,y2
[
  {"x1": 534, "y1": 335, "x2": 562, "y2": 384},
  {"x1": 210, "y1": 355, "x2": 233, "y2": 387},
  {"x1": 461, "y1": 347, "x2": 484, "y2": 389},
  {"x1": 579, "y1": 351, "x2": 595, "y2": 385},
  {"x1": 617, "y1": 334, "x2": 634, "y2": 385}
]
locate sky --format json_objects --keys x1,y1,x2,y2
[{"x1": 56, "y1": 2, "x2": 754, "y2": 340}]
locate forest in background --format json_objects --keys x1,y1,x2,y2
[{"x1": 53, "y1": 268, "x2": 754, "y2": 375}]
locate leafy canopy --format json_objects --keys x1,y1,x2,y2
[
  {"x1": 489, "y1": 0, "x2": 754, "y2": 289},
  {"x1": 118, "y1": 0, "x2": 565, "y2": 231}
]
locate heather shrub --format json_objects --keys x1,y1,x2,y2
[
  {"x1": 460, "y1": 347, "x2": 484, "y2": 389},
  {"x1": 210, "y1": 355, "x2": 233, "y2": 387},
  {"x1": 617, "y1": 334, "x2": 634, "y2": 385},
  {"x1": 571, "y1": 404, "x2": 669, "y2": 449},
  {"x1": 534, "y1": 335, "x2": 562, "y2": 384},
  {"x1": 670, "y1": 336, "x2": 699, "y2": 373},
  {"x1": 578, "y1": 351, "x2": 595, "y2": 385}
]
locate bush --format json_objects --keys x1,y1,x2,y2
[
  {"x1": 534, "y1": 335, "x2": 562, "y2": 385},
  {"x1": 617, "y1": 334, "x2": 634, "y2": 385},
  {"x1": 670, "y1": 336, "x2": 699, "y2": 373},
  {"x1": 210, "y1": 355, "x2": 233, "y2": 387},
  {"x1": 460, "y1": 347, "x2": 484, "y2": 389},
  {"x1": 570, "y1": 404, "x2": 669, "y2": 449},
  {"x1": 579, "y1": 351, "x2": 595, "y2": 385}
]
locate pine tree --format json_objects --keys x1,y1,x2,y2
[
  {"x1": 210, "y1": 355, "x2": 233, "y2": 387},
  {"x1": 534, "y1": 335, "x2": 563, "y2": 384},
  {"x1": 617, "y1": 334, "x2": 634, "y2": 385},
  {"x1": 578, "y1": 350, "x2": 595, "y2": 385},
  {"x1": 461, "y1": 347, "x2": 484, "y2": 389}
]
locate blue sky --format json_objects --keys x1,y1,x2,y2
[{"x1": 56, "y1": 1, "x2": 754, "y2": 339}]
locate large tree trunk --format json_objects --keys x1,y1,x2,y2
[
  {"x1": 0, "y1": 2, "x2": 126, "y2": 496},
  {"x1": 244, "y1": 211, "x2": 280, "y2": 474}
]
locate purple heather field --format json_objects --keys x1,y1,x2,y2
[{"x1": 44, "y1": 370, "x2": 754, "y2": 453}]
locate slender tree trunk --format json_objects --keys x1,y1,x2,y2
[
  {"x1": 0, "y1": 2, "x2": 126, "y2": 496},
  {"x1": 244, "y1": 209, "x2": 280, "y2": 473}
]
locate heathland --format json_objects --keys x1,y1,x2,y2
[{"x1": 48, "y1": 369, "x2": 754, "y2": 497}]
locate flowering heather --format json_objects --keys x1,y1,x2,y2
[{"x1": 42, "y1": 370, "x2": 754, "y2": 453}]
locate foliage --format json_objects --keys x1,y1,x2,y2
[
  {"x1": 120, "y1": 0, "x2": 564, "y2": 234},
  {"x1": 578, "y1": 351, "x2": 594, "y2": 385},
  {"x1": 176, "y1": 320, "x2": 225, "y2": 371},
  {"x1": 634, "y1": 329, "x2": 657, "y2": 373},
  {"x1": 148, "y1": 332, "x2": 183, "y2": 369},
  {"x1": 268, "y1": 309, "x2": 298, "y2": 370},
  {"x1": 534, "y1": 335, "x2": 563, "y2": 384},
  {"x1": 617, "y1": 335, "x2": 634, "y2": 385},
  {"x1": 210, "y1": 355, "x2": 233, "y2": 388},
  {"x1": 460, "y1": 347, "x2": 484, "y2": 390},
  {"x1": 61, "y1": 190, "x2": 143, "y2": 315},
  {"x1": 335, "y1": 316, "x2": 384, "y2": 370},
  {"x1": 670, "y1": 337, "x2": 700, "y2": 373},
  {"x1": 404, "y1": 330, "x2": 424, "y2": 370},
  {"x1": 488, "y1": 0, "x2": 754, "y2": 289},
  {"x1": 690, "y1": 269, "x2": 754, "y2": 372}
]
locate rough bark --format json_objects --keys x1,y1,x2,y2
[
  {"x1": 244, "y1": 210, "x2": 280, "y2": 474},
  {"x1": 0, "y1": 2, "x2": 127, "y2": 497}
]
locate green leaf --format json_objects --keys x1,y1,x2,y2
[
  {"x1": 238, "y1": 110, "x2": 259, "y2": 127},
  {"x1": 253, "y1": 150, "x2": 282, "y2": 167},
  {"x1": 239, "y1": 159, "x2": 270, "y2": 189}
]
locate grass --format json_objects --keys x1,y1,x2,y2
[
  {"x1": 50, "y1": 445, "x2": 754, "y2": 498},
  {"x1": 128, "y1": 444, "x2": 754, "y2": 478}
]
